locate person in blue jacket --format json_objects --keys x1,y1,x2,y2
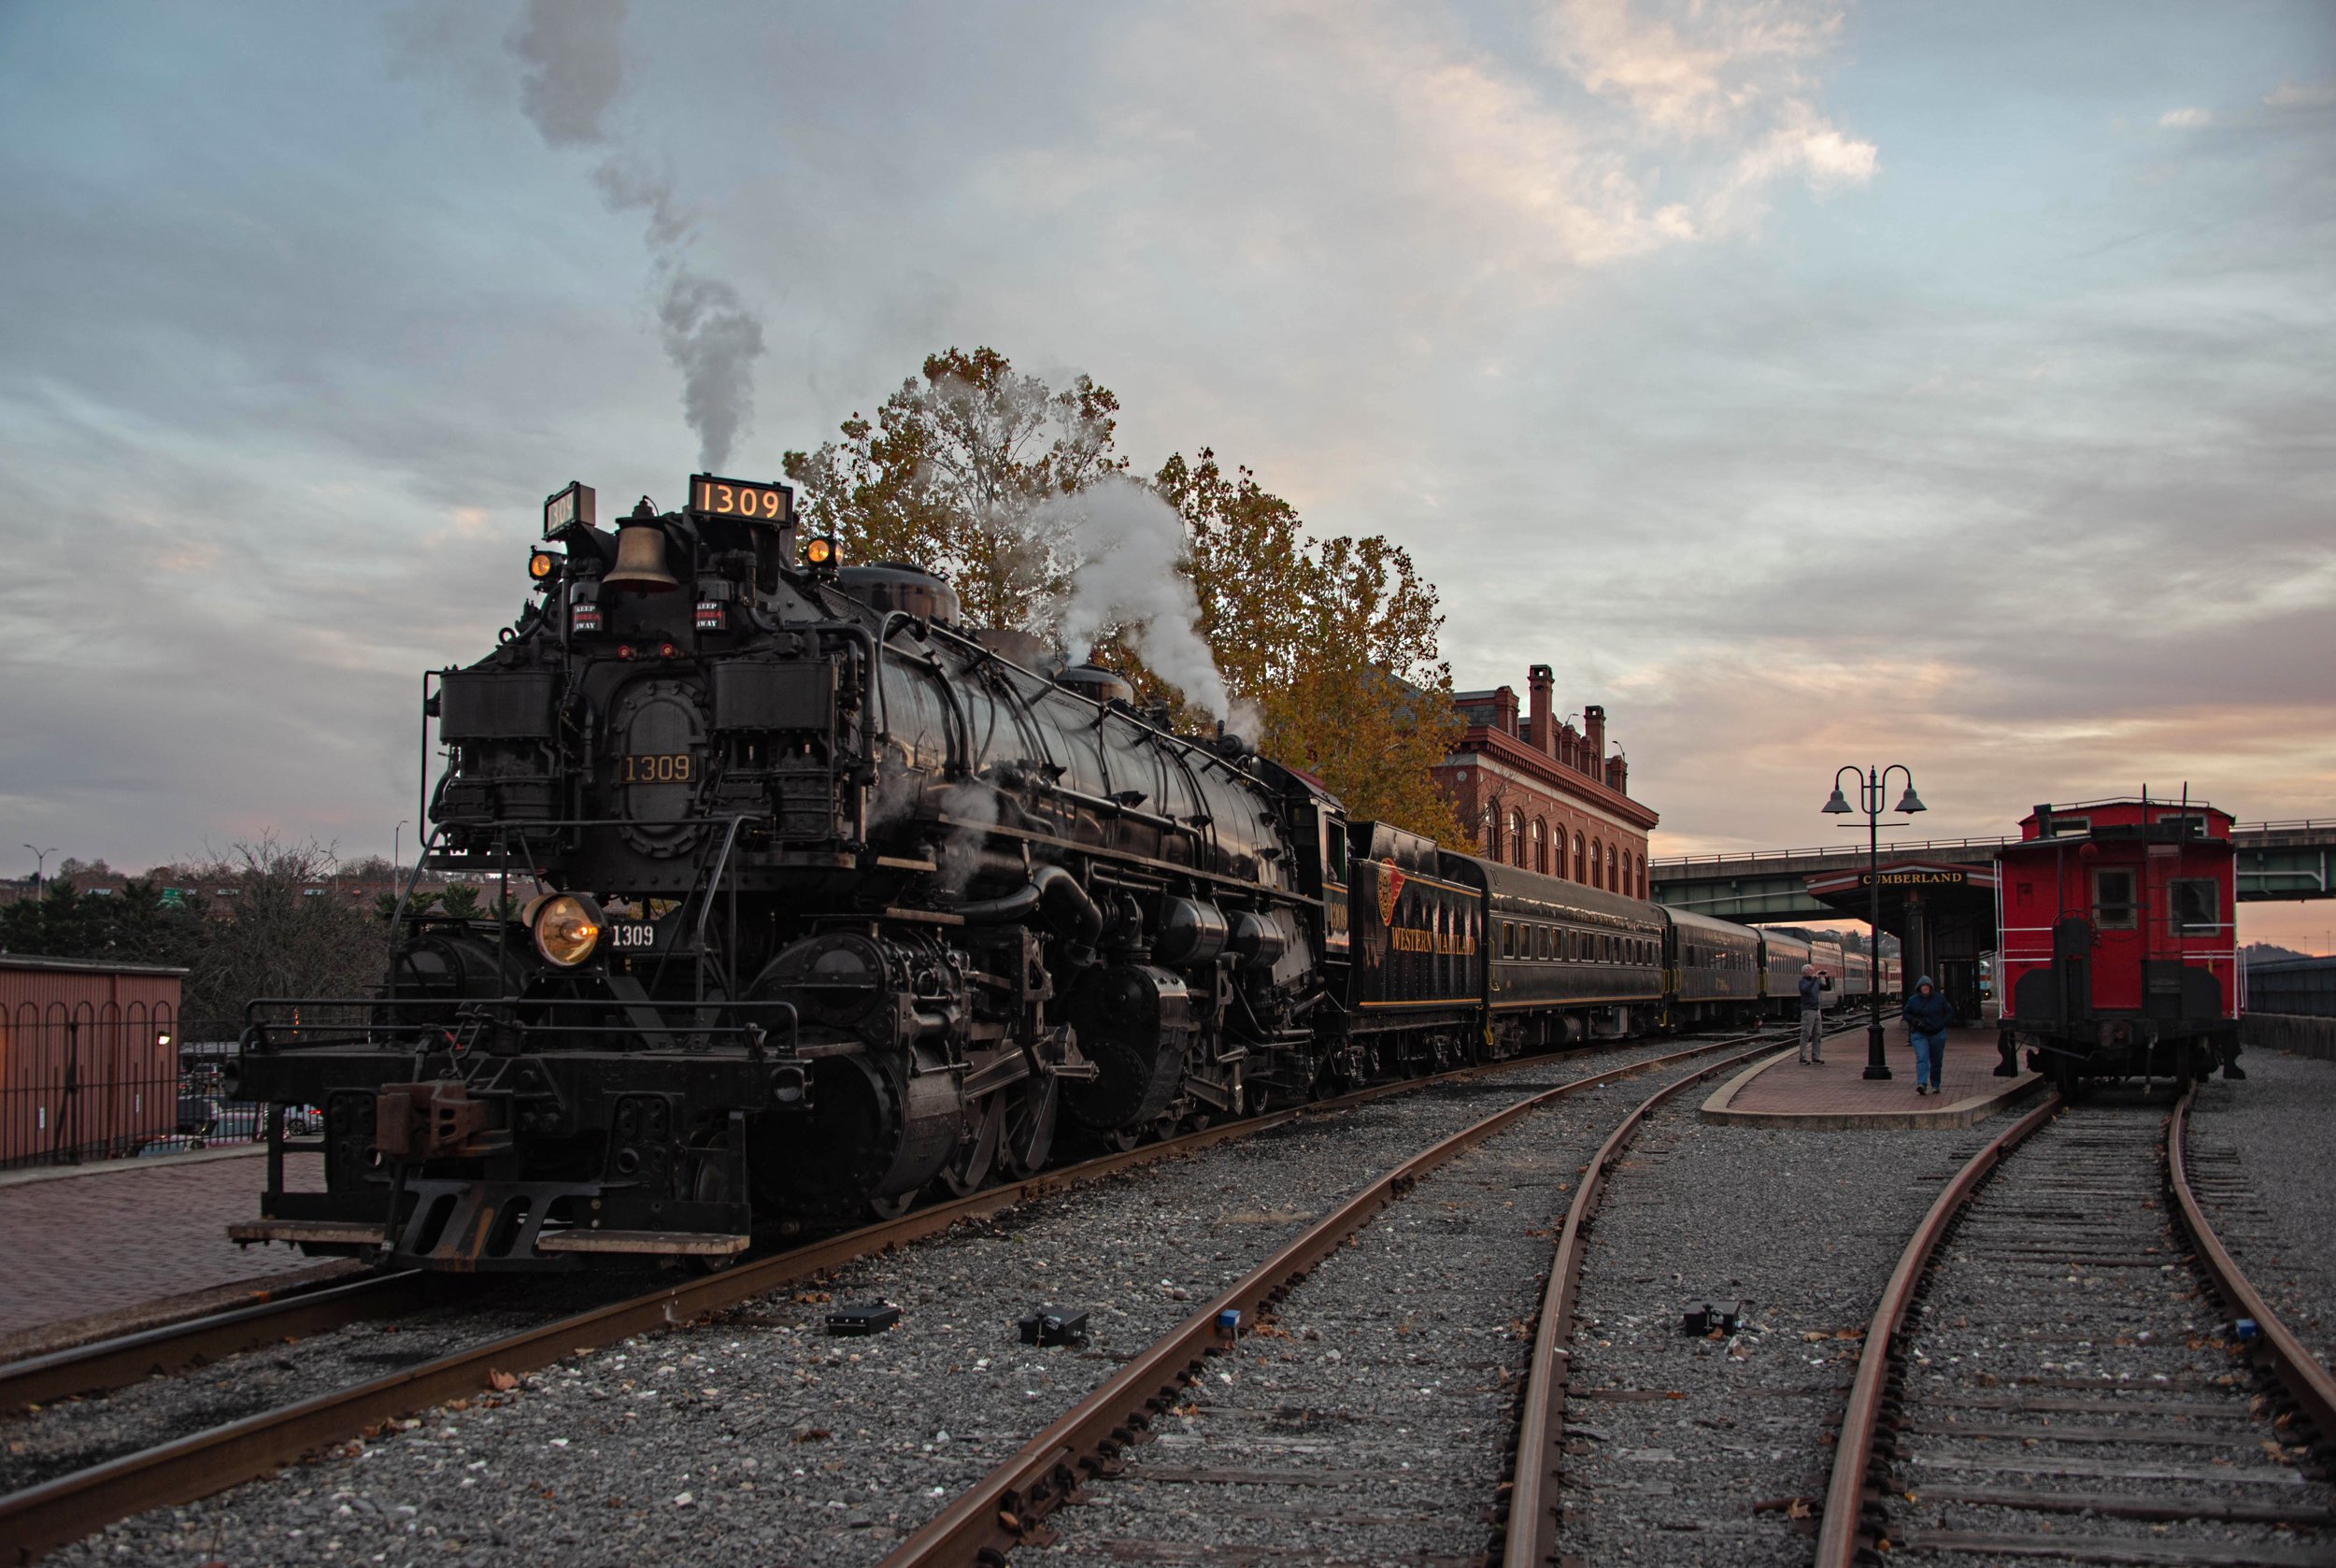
[{"x1": 1904, "y1": 975, "x2": 1952, "y2": 1095}]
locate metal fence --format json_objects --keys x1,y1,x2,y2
[
  {"x1": 0, "y1": 1013, "x2": 273, "y2": 1171},
  {"x1": 2247, "y1": 957, "x2": 2336, "y2": 1019}
]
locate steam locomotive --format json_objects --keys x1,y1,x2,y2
[{"x1": 230, "y1": 475, "x2": 1842, "y2": 1273}]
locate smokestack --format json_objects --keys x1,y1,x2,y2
[
  {"x1": 1583, "y1": 705, "x2": 1605, "y2": 774},
  {"x1": 1492, "y1": 684, "x2": 1518, "y2": 737},
  {"x1": 1607, "y1": 755, "x2": 1629, "y2": 795},
  {"x1": 1527, "y1": 664, "x2": 1554, "y2": 756}
]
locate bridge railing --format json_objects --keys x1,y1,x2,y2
[
  {"x1": 1651, "y1": 834, "x2": 2016, "y2": 871},
  {"x1": 1653, "y1": 821, "x2": 2322, "y2": 873}
]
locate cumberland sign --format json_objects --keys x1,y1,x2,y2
[{"x1": 1859, "y1": 868, "x2": 1972, "y2": 889}]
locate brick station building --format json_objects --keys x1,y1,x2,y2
[{"x1": 1434, "y1": 664, "x2": 1658, "y2": 898}]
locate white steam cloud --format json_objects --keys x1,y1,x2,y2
[
  {"x1": 507, "y1": 0, "x2": 764, "y2": 469},
  {"x1": 1041, "y1": 478, "x2": 1240, "y2": 724}
]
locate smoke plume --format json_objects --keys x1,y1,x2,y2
[
  {"x1": 1041, "y1": 478, "x2": 1240, "y2": 723},
  {"x1": 506, "y1": 0, "x2": 763, "y2": 469}
]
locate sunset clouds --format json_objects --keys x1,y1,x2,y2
[{"x1": 0, "y1": 1, "x2": 2329, "y2": 940}]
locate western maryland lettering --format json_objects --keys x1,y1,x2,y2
[{"x1": 1389, "y1": 924, "x2": 1477, "y2": 956}]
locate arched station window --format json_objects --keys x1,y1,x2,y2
[
  {"x1": 1589, "y1": 838, "x2": 1603, "y2": 890},
  {"x1": 1531, "y1": 818, "x2": 1547, "y2": 875},
  {"x1": 1573, "y1": 833, "x2": 1585, "y2": 881},
  {"x1": 1507, "y1": 810, "x2": 1525, "y2": 866}
]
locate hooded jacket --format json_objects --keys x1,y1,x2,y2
[{"x1": 1903, "y1": 977, "x2": 1952, "y2": 1033}]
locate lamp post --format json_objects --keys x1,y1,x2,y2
[
  {"x1": 23, "y1": 844, "x2": 58, "y2": 899},
  {"x1": 393, "y1": 820, "x2": 409, "y2": 877},
  {"x1": 1822, "y1": 766, "x2": 1926, "y2": 1080}
]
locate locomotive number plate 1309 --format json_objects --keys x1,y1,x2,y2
[
  {"x1": 620, "y1": 752, "x2": 695, "y2": 784},
  {"x1": 690, "y1": 473, "x2": 791, "y2": 522}
]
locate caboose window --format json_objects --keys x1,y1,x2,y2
[
  {"x1": 2092, "y1": 868, "x2": 2137, "y2": 931},
  {"x1": 2168, "y1": 878, "x2": 2219, "y2": 936}
]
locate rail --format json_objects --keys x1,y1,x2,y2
[
  {"x1": 0, "y1": 1037, "x2": 1657, "y2": 1563},
  {"x1": 876, "y1": 1029, "x2": 1787, "y2": 1568},
  {"x1": 1815, "y1": 1084, "x2": 2336, "y2": 1566},
  {"x1": 1499, "y1": 1030, "x2": 1804, "y2": 1564},
  {"x1": 2166, "y1": 1090, "x2": 2336, "y2": 1453},
  {"x1": 1812, "y1": 1090, "x2": 2063, "y2": 1566}
]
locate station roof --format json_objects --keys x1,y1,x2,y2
[{"x1": 1802, "y1": 859, "x2": 1999, "y2": 947}]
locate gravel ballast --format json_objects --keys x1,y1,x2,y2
[
  {"x1": 42, "y1": 1033, "x2": 1759, "y2": 1567},
  {"x1": 1871, "y1": 1090, "x2": 2336, "y2": 1565},
  {"x1": 1548, "y1": 1097, "x2": 1999, "y2": 1566},
  {"x1": 2185, "y1": 1048, "x2": 2336, "y2": 1370},
  {"x1": 1028, "y1": 1049, "x2": 1758, "y2": 1567}
]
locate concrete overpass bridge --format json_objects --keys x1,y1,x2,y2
[{"x1": 1650, "y1": 819, "x2": 2336, "y2": 924}]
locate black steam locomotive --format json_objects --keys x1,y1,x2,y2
[{"x1": 232, "y1": 475, "x2": 1772, "y2": 1273}]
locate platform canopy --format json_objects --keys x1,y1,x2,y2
[{"x1": 1802, "y1": 860, "x2": 2000, "y2": 1016}]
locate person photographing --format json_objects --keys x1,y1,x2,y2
[{"x1": 1797, "y1": 962, "x2": 1829, "y2": 1064}]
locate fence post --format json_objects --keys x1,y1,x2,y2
[{"x1": 56, "y1": 1019, "x2": 80, "y2": 1165}]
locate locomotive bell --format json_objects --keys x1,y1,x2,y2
[{"x1": 605, "y1": 498, "x2": 681, "y2": 593}]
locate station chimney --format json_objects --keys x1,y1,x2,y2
[
  {"x1": 1583, "y1": 705, "x2": 1606, "y2": 773},
  {"x1": 1527, "y1": 665, "x2": 1555, "y2": 755}
]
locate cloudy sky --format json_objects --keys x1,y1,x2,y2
[{"x1": 2, "y1": 1, "x2": 2330, "y2": 946}]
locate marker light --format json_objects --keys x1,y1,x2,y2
[
  {"x1": 531, "y1": 893, "x2": 604, "y2": 968},
  {"x1": 803, "y1": 535, "x2": 838, "y2": 571},
  {"x1": 529, "y1": 549, "x2": 561, "y2": 584}
]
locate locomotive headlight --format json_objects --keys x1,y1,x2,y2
[
  {"x1": 531, "y1": 893, "x2": 605, "y2": 968},
  {"x1": 802, "y1": 535, "x2": 838, "y2": 576},
  {"x1": 529, "y1": 549, "x2": 562, "y2": 585}
]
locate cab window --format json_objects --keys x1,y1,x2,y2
[
  {"x1": 2092, "y1": 868, "x2": 2137, "y2": 931},
  {"x1": 2168, "y1": 878, "x2": 2218, "y2": 937}
]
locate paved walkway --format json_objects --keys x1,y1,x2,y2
[
  {"x1": 1702, "y1": 1023, "x2": 2043, "y2": 1130},
  {"x1": 0, "y1": 1145, "x2": 334, "y2": 1349}
]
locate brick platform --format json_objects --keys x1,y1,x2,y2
[
  {"x1": 0, "y1": 1146, "x2": 337, "y2": 1352},
  {"x1": 1701, "y1": 1023, "x2": 2043, "y2": 1130}
]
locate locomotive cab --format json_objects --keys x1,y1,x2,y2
[{"x1": 1994, "y1": 798, "x2": 2242, "y2": 1092}]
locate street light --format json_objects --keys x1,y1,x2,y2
[
  {"x1": 1822, "y1": 766, "x2": 1926, "y2": 1080},
  {"x1": 22, "y1": 844, "x2": 59, "y2": 899},
  {"x1": 393, "y1": 820, "x2": 410, "y2": 876}
]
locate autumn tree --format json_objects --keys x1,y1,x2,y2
[
  {"x1": 786, "y1": 349, "x2": 1467, "y2": 845},
  {"x1": 1160, "y1": 451, "x2": 1465, "y2": 843},
  {"x1": 783, "y1": 347, "x2": 1128, "y2": 631}
]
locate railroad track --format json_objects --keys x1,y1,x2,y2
[
  {"x1": 871, "y1": 1027, "x2": 1800, "y2": 1567},
  {"x1": 0, "y1": 1025, "x2": 1791, "y2": 1565},
  {"x1": 1818, "y1": 1084, "x2": 2336, "y2": 1568}
]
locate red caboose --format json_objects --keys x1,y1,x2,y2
[{"x1": 1994, "y1": 797, "x2": 2242, "y2": 1092}]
